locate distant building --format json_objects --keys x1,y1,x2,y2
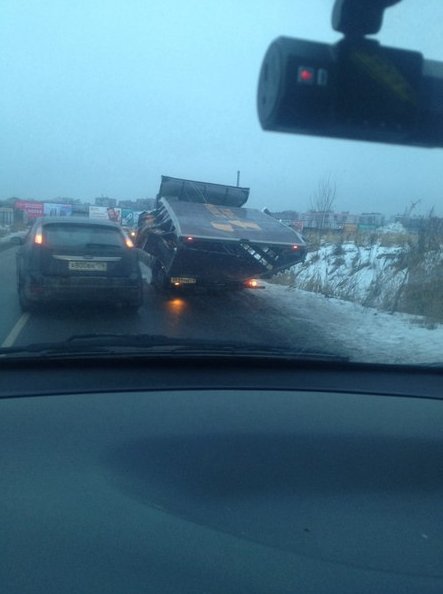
[
  {"x1": 118, "y1": 200, "x2": 137, "y2": 209},
  {"x1": 271, "y1": 210, "x2": 300, "y2": 221},
  {"x1": 300, "y1": 210, "x2": 347, "y2": 230},
  {"x1": 268, "y1": 210, "x2": 304, "y2": 231},
  {"x1": 252, "y1": 207, "x2": 388, "y2": 234},
  {"x1": 135, "y1": 198, "x2": 156, "y2": 211},
  {"x1": 358, "y1": 212, "x2": 385, "y2": 230},
  {"x1": 117, "y1": 198, "x2": 156, "y2": 211},
  {"x1": 95, "y1": 197, "x2": 117, "y2": 208}
]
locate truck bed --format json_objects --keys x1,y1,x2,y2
[{"x1": 158, "y1": 175, "x2": 249, "y2": 208}]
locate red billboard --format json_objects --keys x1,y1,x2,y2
[{"x1": 15, "y1": 200, "x2": 44, "y2": 221}]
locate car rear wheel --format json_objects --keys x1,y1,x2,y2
[
  {"x1": 122, "y1": 286, "x2": 143, "y2": 312},
  {"x1": 121, "y1": 301, "x2": 142, "y2": 315},
  {"x1": 18, "y1": 282, "x2": 35, "y2": 312}
]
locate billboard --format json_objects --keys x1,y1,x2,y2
[
  {"x1": 43, "y1": 203, "x2": 72, "y2": 217},
  {"x1": 89, "y1": 206, "x2": 122, "y2": 223},
  {"x1": 15, "y1": 200, "x2": 44, "y2": 221},
  {"x1": 89, "y1": 208, "x2": 145, "y2": 227},
  {"x1": 121, "y1": 209, "x2": 141, "y2": 227}
]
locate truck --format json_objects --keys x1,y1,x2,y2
[{"x1": 136, "y1": 175, "x2": 307, "y2": 291}]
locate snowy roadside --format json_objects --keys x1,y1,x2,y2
[
  {"x1": 289, "y1": 238, "x2": 442, "y2": 322},
  {"x1": 259, "y1": 282, "x2": 443, "y2": 366}
]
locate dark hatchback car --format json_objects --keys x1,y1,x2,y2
[{"x1": 16, "y1": 217, "x2": 143, "y2": 311}]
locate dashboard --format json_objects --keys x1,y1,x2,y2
[{"x1": 1, "y1": 357, "x2": 443, "y2": 593}]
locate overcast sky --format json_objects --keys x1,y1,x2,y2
[{"x1": 1, "y1": 0, "x2": 442, "y2": 216}]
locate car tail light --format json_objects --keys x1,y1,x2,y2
[{"x1": 34, "y1": 227, "x2": 44, "y2": 245}]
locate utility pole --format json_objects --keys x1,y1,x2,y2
[{"x1": 236, "y1": 170, "x2": 240, "y2": 187}]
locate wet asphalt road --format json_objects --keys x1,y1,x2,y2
[{"x1": 0, "y1": 246, "x2": 345, "y2": 355}]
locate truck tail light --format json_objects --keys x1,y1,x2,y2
[{"x1": 245, "y1": 279, "x2": 264, "y2": 289}]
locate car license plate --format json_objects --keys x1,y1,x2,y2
[{"x1": 68, "y1": 261, "x2": 107, "y2": 272}]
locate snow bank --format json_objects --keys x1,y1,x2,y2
[
  {"x1": 377, "y1": 222, "x2": 407, "y2": 234},
  {"x1": 290, "y1": 242, "x2": 408, "y2": 311}
]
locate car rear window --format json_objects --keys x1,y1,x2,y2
[{"x1": 42, "y1": 224, "x2": 125, "y2": 248}]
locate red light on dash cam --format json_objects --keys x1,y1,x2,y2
[{"x1": 297, "y1": 66, "x2": 315, "y2": 84}]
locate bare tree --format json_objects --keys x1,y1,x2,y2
[
  {"x1": 310, "y1": 174, "x2": 336, "y2": 231},
  {"x1": 404, "y1": 199, "x2": 421, "y2": 218},
  {"x1": 418, "y1": 206, "x2": 443, "y2": 254}
]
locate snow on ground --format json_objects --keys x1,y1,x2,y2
[
  {"x1": 377, "y1": 221, "x2": 408, "y2": 234},
  {"x1": 261, "y1": 281, "x2": 443, "y2": 366},
  {"x1": 291, "y1": 241, "x2": 410, "y2": 309}
]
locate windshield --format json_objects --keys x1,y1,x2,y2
[
  {"x1": 0, "y1": 0, "x2": 442, "y2": 366},
  {"x1": 42, "y1": 223, "x2": 125, "y2": 249}
]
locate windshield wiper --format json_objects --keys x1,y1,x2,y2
[{"x1": 0, "y1": 333, "x2": 349, "y2": 361}]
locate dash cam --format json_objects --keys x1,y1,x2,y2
[{"x1": 257, "y1": 2, "x2": 443, "y2": 148}]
